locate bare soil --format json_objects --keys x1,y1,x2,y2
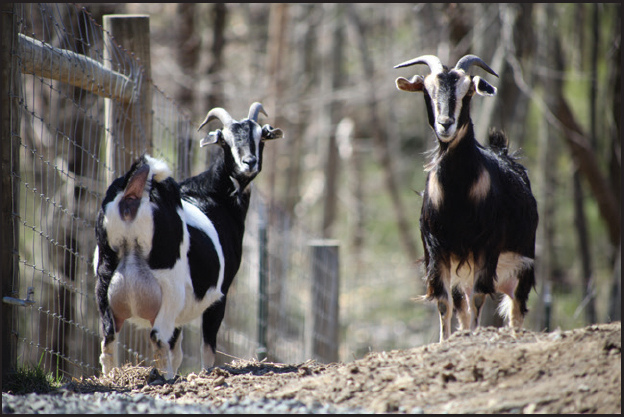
[{"x1": 69, "y1": 322, "x2": 621, "y2": 414}]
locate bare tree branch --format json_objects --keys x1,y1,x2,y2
[{"x1": 501, "y1": 5, "x2": 620, "y2": 247}]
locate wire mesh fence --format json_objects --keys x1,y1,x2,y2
[
  {"x1": 3, "y1": 3, "x2": 333, "y2": 380},
  {"x1": 3, "y1": 3, "x2": 430, "y2": 381}
]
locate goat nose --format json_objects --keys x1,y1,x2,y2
[
  {"x1": 439, "y1": 117, "x2": 454, "y2": 130},
  {"x1": 242, "y1": 155, "x2": 257, "y2": 167}
]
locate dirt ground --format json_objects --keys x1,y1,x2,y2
[{"x1": 69, "y1": 322, "x2": 621, "y2": 414}]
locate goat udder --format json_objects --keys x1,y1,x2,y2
[{"x1": 108, "y1": 259, "x2": 162, "y2": 329}]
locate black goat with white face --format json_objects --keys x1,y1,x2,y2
[
  {"x1": 94, "y1": 102, "x2": 282, "y2": 378},
  {"x1": 395, "y1": 54, "x2": 538, "y2": 341}
]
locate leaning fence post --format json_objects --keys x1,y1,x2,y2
[
  {"x1": 2, "y1": 2, "x2": 21, "y2": 382},
  {"x1": 103, "y1": 14, "x2": 152, "y2": 184},
  {"x1": 257, "y1": 201, "x2": 269, "y2": 362},
  {"x1": 308, "y1": 240, "x2": 340, "y2": 363}
]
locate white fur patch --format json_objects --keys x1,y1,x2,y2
[
  {"x1": 455, "y1": 75, "x2": 472, "y2": 100},
  {"x1": 495, "y1": 252, "x2": 534, "y2": 297},
  {"x1": 145, "y1": 155, "x2": 172, "y2": 183},
  {"x1": 448, "y1": 251, "x2": 533, "y2": 298},
  {"x1": 147, "y1": 206, "x2": 191, "y2": 341},
  {"x1": 469, "y1": 167, "x2": 491, "y2": 202},
  {"x1": 450, "y1": 253, "x2": 476, "y2": 295},
  {"x1": 427, "y1": 170, "x2": 444, "y2": 209},
  {"x1": 175, "y1": 200, "x2": 226, "y2": 324},
  {"x1": 100, "y1": 157, "x2": 172, "y2": 258},
  {"x1": 423, "y1": 74, "x2": 437, "y2": 97},
  {"x1": 202, "y1": 344, "x2": 216, "y2": 368},
  {"x1": 93, "y1": 246, "x2": 99, "y2": 276},
  {"x1": 103, "y1": 190, "x2": 155, "y2": 257}
]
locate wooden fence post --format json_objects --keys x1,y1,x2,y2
[
  {"x1": 103, "y1": 15, "x2": 152, "y2": 184},
  {"x1": 2, "y1": 2, "x2": 21, "y2": 382},
  {"x1": 257, "y1": 201, "x2": 269, "y2": 362},
  {"x1": 308, "y1": 240, "x2": 340, "y2": 363}
]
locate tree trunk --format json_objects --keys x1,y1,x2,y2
[
  {"x1": 175, "y1": 3, "x2": 200, "y2": 112},
  {"x1": 346, "y1": 4, "x2": 419, "y2": 262},
  {"x1": 503, "y1": 4, "x2": 620, "y2": 253},
  {"x1": 322, "y1": 4, "x2": 345, "y2": 239},
  {"x1": 264, "y1": 3, "x2": 288, "y2": 222},
  {"x1": 607, "y1": 5, "x2": 621, "y2": 322},
  {"x1": 205, "y1": 3, "x2": 227, "y2": 110},
  {"x1": 533, "y1": 3, "x2": 565, "y2": 332},
  {"x1": 282, "y1": 4, "x2": 319, "y2": 218}
]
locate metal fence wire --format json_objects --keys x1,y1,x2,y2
[
  {"x1": 3, "y1": 3, "x2": 326, "y2": 380},
  {"x1": 3, "y1": 3, "x2": 431, "y2": 381}
]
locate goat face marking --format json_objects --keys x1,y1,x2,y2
[
  {"x1": 423, "y1": 71, "x2": 473, "y2": 141},
  {"x1": 395, "y1": 55, "x2": 497, "y2": 144},
  {"x1": 198, "y1": 103, "x2": 283, "y2": 194},
  {"x1": 225, "y1": 121, "x2": 263, "y2": 178}
]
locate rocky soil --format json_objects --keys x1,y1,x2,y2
[{"x1": 3, "y1": 322, "x2": 620, "y2": 414}]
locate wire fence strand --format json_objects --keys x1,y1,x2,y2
[
  {"x1": 5, "y1": 3, "x2": 431, "y2": 380},
  {"x1": 7, "y1": 3, "x2": 331, "y2": 379}
]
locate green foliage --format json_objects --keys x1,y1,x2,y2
[{"x1": 3, "y1": 354, "x2": 65, "y2": 395}]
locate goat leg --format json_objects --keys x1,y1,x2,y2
[
  {"x1": 169, "y1": 327, "x2": 183, "y2": 375},
  {"x1": 149, "y1": 329, "x2": 174, "y2": 379},
  {"x1": 437, "y1": 266, "x2": 453, "y2": 341},
  {"x1": 99, "y1": 334, "x2": 118, "y2": 376},
  {"x1": 452, "y1": 286, "x2": 471, "y2": 331}
]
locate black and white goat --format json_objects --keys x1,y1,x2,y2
[
  {"x1": 94, "y1": 102, "x2": 283, "y2": 378},
  {"x1": 394, "y1": 54, "x2": 538, "y2": 341}
]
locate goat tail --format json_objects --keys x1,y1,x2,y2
[
  {"x1": 411, "y1": 294, "x2": 433, "y2": 303},
  {"x1": 488, "y1": 128, "x2": 509, "y2": 155},
  {"x1": 497, "y1": 293, "x2": 514, "y2": 323}
]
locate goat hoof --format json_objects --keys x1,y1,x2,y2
[{"x1": 147, "y1": 368, "x2": 166, "y2": 385}]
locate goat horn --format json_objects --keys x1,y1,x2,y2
[
  {"x1": 394, "y1": 55, "x2": 444, "y2": 74},
  {"x1": 454, "y1": 54, "x2": 499, "y2": 77},
  {"x1": 198, "y1": 107, "x2": 233, "y2": 132},
  {"x1": 248, "y1": 102, "x2": 268, "y2": 122}
]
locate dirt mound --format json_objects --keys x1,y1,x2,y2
[{"x1": 71, "y1": 322, "x2": 621, "y2": 414}]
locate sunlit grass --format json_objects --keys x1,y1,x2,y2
[{"x1": 3, "y1": 354, "x2": 65, "y2": 395}]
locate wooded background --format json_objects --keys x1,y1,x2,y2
[
  {"x1": 120, "y1": 2, "x2": 620, "y2": 329},
  {"x1": 99, "y1": 3, "x2": 621, "y2": 332},
  {"x1": 5, "y1": 3, "x2": 620, "y2": 383}
]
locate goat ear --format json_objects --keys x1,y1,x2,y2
[
  {"x1": 472, "y1": 76, "x2": 497, "y2": 97},
  {"x1": 395, "y1": 75, "x2": 425, "y2": 92},
  {"x1": 199, "y1": 130, "x2": 222, "y2": 147},
  {"x1": 261, "y1": 124, "x2": 284, "y2": 140}
]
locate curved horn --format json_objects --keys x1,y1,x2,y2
[
  {"x1": 197, "y1": 107, "x2": 233, "y2": 132},
  {"x1": 394, "y1": 55, "x2": 444, "y2": 74},
  {"x1": 454, "y1": 54, "x2": 498, "y2": 77},
  {"x1": 248, "y1": 102, "x2": 268, "y2": 122}
]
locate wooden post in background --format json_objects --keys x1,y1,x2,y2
[
  {"x1": 308, "y1": 240, "x2": 340, "y2": 363},
  {"x1": 103, "y1": 15, "x2": 152, "y2": 183},
  {"x1": 2, "y1": 2, "x2": 20, "y2": 383},
  {"x1": 257, "y1": 201, "x2": 269, "y2": 362}
]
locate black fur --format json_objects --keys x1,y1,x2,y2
[{"x1": 414, "y1": 65, "x2": 538, "y2": 338}]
